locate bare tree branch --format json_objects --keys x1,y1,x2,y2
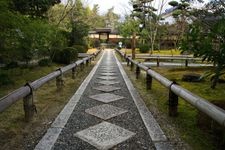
[{"x1": 57, "y1": 0, "x2": 75, "y2": 26}]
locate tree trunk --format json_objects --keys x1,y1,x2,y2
[{"x1": 132, "y1": 32, "x2": 136, "y2": 59}]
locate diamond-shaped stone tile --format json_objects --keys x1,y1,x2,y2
[
  {"x1": 74, "y1": 121, "x2": 135, "y2": 150},
  {"x1": 97, "y1": 76, "x2": 117, "y2": 80},
  {"x1": 89, "y1": 93, "x2": 124, "y2": 103},
  {"x1": 93, "y1": 85, "x2": 121, "y2": 92},
  {"x1": 98, "y1": 80, "x2": 119, "y2": 85},
  {"x1": 99, "y1": 73, "x2": 117, "y2": 76},
  {"x1": 85, "y1": 104, "x2": 128, "y2": 120}
]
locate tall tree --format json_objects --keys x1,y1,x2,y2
[
  {"x1": 104, "y1": 7, "x2": 120, "y2": 30},
  {"x1": 118, "y1": 15, "x2": 140, "y2": 49},
  {"x1": 89, "y1": 4, "x2": 105, "y2": 28},
  {"x1": 132, "y1": 0, "x2": 169, "y2": 53},
  {"x1": 69, "y1": 0, "x2": 90, "y2": 46},
  {"x1": 12, "y1": 0, "x2": 61, "y2": 18}
]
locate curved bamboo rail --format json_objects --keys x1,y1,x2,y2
[
  {"x1": 0, "y1": 50, "x2": 101, "y2": 118},
  {"x1": 115, "y1": 49, "x2": 225, "y2": 127}
]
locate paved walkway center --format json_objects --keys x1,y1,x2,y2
[{"x1": 35, "y1": 49, "x2": 171, "y2": 150}]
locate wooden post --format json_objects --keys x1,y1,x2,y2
[
  {"x1": 146, "y1": 70, "x2": 152, "y2": 90},
  {"x1": 86, "y1": 59, "x2": 89, "y2": 66},
  {"x1": 131, "y1": 62, "x2": 134, "y2": 71},
  {"x1": 124, "y1": 53, "x2": 127, "y2": 61},
  {"x1": 157, "y1": 57, "x2": 160, "y2": 67},
  {"x1": 81, "y1": 62, "x2": 84, "y2": 71},
  {"x1": 72, "y1": 67, "x2": 76, "y2": 79},
  {"x1": 169, "y1": 82, "x2": 178, "y2": 117},
  {"x1": 23, "y1": 83, "x2": 36, "y2": 122},
  {"x1": 136, "y1": 65, "x2": 140, "y2": 79},
  {"x1": 127, "y1": 58, "x2": 130, "y2": 66},
  {"x1": 185, "y1": 59, "x2": 188, "y2": 67},
  {"x1": 56, "y1": 68, "x2": 64, "y2": 90}
]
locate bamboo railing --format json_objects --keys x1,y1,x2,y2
[
  {"x1": 126, "y1": 54, "x2": 203, "y2": 67},
  {"x1": 0, "y1": 50, "x2": 101, "y2": 121},
  {"x1": 115, "y1": 49, "x2": 225, "y2": 127}
]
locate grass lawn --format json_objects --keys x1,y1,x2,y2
[
  {"x1": 0, "y1": 53, "x2": 101, "y2": 149},
  {"x1": 117, "y1": 54, "x2": 225, "y2": 150}
]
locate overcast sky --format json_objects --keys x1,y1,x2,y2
[
  {"x1": 88, "y1": 0, "x2": 131, "y2": 15},
  {"x1": 61, "y1": 0, "x2": 131, "y2": 15},
  {"x1": 61, "y1": 0, "x2": 208, "y2": 16}
]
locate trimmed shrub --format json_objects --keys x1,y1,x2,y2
[
  {"x1": 139, "y1": 44, "x2": 150, "y2": 53},
  {"x1": 38, "y1": 58, "x2": 51, "y2": 66},
  {"x1": 73, "y1": 45, "x2": 87, "y2": 53},
  {"x1": 52, "y1": 47, "x2": 78, "y2": 64}
]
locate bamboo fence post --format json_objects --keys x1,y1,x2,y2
[
  {"x1": 169, "y1": 82, "x2": 179, "y2": 117},
  {"x1": 127, "y1": 58, "x2": 130, "y2": 66},
  {"x1": 56, "y1": 68, "x2": 64, "y2": 91},
  {"x1": 136, "y1": 64, "x2": 141, "y2": 79},
  {"x1": 185, "y1": 59, "x2": 188, "y2": 67},
  {"x1": 157, "y1": 57, "x2": 160, "y2": 67},
  {"x1": 72, "y1": 66, "x2": 76, "y2": 79},
  {"x1": 131, "y1": 61, "x2": 134, "y2": 71},
  {"x1": 146, "y1": 68, "x2": 152, "y2": 90},
  {"x1": 23, "y1": 83, "x2": 36, "y2": 122}
]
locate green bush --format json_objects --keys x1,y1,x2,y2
[
  {"x1": 52, "y1": 47, "x2": 78, "y2": 64},
  {"x1": 72, "y1": 45, "x2": 87, "y2": 53},
  {"x1": 139, "y1": 44, "x2": 150, "y2": 53},
  {"x1": 0, "y1": 73, "x2": 14, "y2": 86},
  {"x1": 38, "y1": 58, "x2": 51, "y2": 66}
]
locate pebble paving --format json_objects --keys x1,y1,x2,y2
[{"x1": 35, "y1": 49, "x2": 167, "y2": 150}]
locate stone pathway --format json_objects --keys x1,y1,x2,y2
[{"x1": 35, "y1": 49, "x2": 172, "y2": 150}]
